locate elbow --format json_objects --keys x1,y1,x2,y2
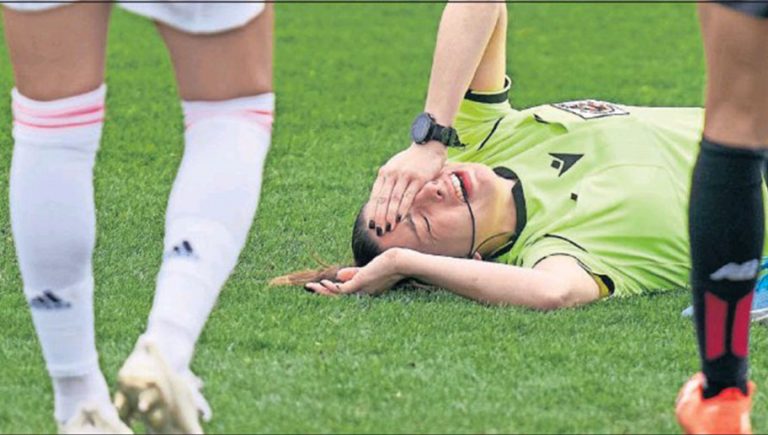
[
  {"x1": 533, "y1": 287, "x2": 578, "y2": 311},
  {"x1": 534, "y1": 293, "x2": 569, "y2": 311},
  {"x1": 481, "y1": 287, "x2": 573, "y2": 310}
]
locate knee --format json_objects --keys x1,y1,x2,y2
[
  {"x1": 704, "y1": 97, "x2": 768, "y2": 147},
  {"x1": 14, "y1": 76, "x2": 105, "y2": 103}
]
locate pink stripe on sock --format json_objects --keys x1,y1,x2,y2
[
  {"x1": 705, "y1": 292, "x2": 727, "y2": 360},
  {"x1": 13, "y1": 103, "x2": 104, "y2": 119},
  {"x1": 185, "y1": 109, "x2": 272, "y2": 122},
  {"x1": 732, "y1": 292, "x2": 754, "y2": 358},
  {"x1": 184, "y1": 112, "x2": 272, "y2": 132},
  {"x1": 14, "y1": 117, "x2": 104, "y2": 129},
  {"x1": 185, "y1": 119, "x2": 272, "y2": 132},
  {"x1": 245, "y1": 109, "x2": 273, "y2": 116},
  {"x1": 241, "y1": 113, "x2": 273, "y2": 125}
]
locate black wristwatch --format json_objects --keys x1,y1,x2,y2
[{"x1": 410, "y1": 112, "x2": 465, "y2": 148}]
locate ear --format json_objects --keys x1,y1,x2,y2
[{"x1": 472, "y1": 252, "x2": 483, "y2": 261}]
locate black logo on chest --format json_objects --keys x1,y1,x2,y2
[{"x1": 549, "y1": 153, "x2": 583, "y2": 177}]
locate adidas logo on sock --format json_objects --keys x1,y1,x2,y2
[
  {"x1": 710, "y1": 259, "x2": 760, "y2": 282},
  {"x1": 165, "y1": 240, "x2": 199, "y2": 260},
  {"x1": 29, "y1": 290, "x2": 72, "y2": 310}
]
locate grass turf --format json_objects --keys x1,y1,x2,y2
[{"x1": 1, "y1": 3, "x2": 767, "y2": 433}]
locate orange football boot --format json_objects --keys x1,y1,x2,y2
[{"x1": 676, "y1": 372, "x2": 755, "y2": 435}]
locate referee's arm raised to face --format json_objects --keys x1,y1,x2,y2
[{"x1": 368, "y1": 2, "x2": 508, "y2": 237}]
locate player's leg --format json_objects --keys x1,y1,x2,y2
[
  {"x1": 700, "y1": 6, "x2": 768, "y2": 145},
  {"x1": 677, "y1": 4, "x2": 768, "y2": 434},
  {"x1": 115, "y1": 6, "x2": 273, "y2": 433},
  {"x1": 3, "y1": 4, "x2": 129, "y2": 433}
]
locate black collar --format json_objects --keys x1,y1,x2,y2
[{"x1": 486, "y1": 166, "x2": 527, "y2": 260}]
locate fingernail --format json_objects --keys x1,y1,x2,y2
[
  {"x1": 376, "y1": 227, "x2": 383, "y2": 237},
  {"x1": 386, "y1": 223, "x2": 392, "y2": 232},
  {"x1": 396, "y1": 214, "x2": 402, "y2": 223},
  {"x1": 368, "y1": 220, "x2": 375, "y2": 229},
  {"x1": 303, "y1": 285, "x2": 315, "y2": 293}
]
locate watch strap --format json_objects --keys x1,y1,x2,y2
[{"x1": 431, "y1": 123, "x2": 465, "y2": 148}]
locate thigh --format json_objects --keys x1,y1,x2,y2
[
  {"x1": 156, "y1": 4, "x2": 273, "y2": 101},
  {"x1": 2, "y1": 3, "x2": 111, "y2": 100},
  {"x1": 699, "y1": 3, "x2": 768, "y2": 146}
]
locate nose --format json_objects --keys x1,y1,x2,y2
[{"x1": 415, "y1": 180, "x2": 445, "y2": 203}]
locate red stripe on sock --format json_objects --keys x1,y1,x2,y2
[
  {"x1": 732, "y1": 292, "x2": 754, "y2": 358},
  {"x1": 185, "y1": 115, "x2": 272, "y2": 132},
  {"x1": 14, "y1": 117, "x2": 104, "y2": 129},
  {"x1": 245, "y1": 109, "x2": 273, "y2": 116},
  {"x1": 705, "y1": 292, "x2": 727, "y2": 360},
  {"x1": 13, "y1": 103, "x2": 104, "y2": 119}
]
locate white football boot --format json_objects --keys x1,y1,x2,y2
[
  {"x1": 58, "y1": 402, "x2": 132, "y2": 434},
  {"x1": 115, "y1": 337, "x2": 211, "y2": 434}
]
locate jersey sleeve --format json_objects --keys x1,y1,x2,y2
[
  {"x1": 454, "y1": 76, "x2": 516, "y2": 149},
  {"x1": 516, "y1": 236, "x2": 616, "y2": 299}
]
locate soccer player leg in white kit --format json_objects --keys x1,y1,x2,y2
[{"x1": 2, "y1": 2, "x2": 273, "y2": 433}]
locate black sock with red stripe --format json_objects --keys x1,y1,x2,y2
[{"x1": 689, "y1": 138, "x2": 765, "y2": 398}]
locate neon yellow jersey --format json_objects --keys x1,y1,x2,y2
[{"x1": 449, "y1": 81, "x2": 768, "y2": 297}]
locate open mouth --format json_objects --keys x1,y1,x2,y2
[{"x1": 449, "y1": 171, "x2": 472, "y2": 203}]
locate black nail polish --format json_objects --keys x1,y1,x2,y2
[
  {"x1": 368, "y1": 220, "x2": 375, "y2": 229},
  {"x1": 304, "y1": 285, "x2": 315, "y2": 293},
  {"x1": 386, "y1": 223, "x2": 392, "y2": 232},
  {"x1": 376, "y1": 227, "x2": 383, "y2": 237},
  {"x1": 396, "y1": 214, "x2": 402, "y2": 223}
]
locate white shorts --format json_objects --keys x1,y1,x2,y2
[{"x1": 1, "y1": 1, "x2": 266, "y2": 34}]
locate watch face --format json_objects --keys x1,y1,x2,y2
[{"x1": 411, "y1": 114, "x2": 432, "y2": 143}]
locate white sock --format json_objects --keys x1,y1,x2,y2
[
  {"x1": 53, "y1": 369, "x2": 114, "y2": 423},
  {"x1": 145, "y1": 93, "x2": 274, "y2": 372},
  {"x1": 10, "y1": 85, "x2": 113, "y2": 422}
]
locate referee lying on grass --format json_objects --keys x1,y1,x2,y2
[{"x1": 274, "y1": 2, "x2": 768, "y2": 313}]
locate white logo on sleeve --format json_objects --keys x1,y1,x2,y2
[
  {"x1": 551, "y1": 100, "x2": 629, "y2": 120},
  {"x1": 710, "y1": 259, "x2": 760, "y2": 281}
]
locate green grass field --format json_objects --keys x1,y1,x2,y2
[{"x1": 2, "y1": 3, "x2": 767, "y2": 433}]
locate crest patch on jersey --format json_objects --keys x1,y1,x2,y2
[{"x1": 551, "y1": 100, "x2": 629, "y2": 120}]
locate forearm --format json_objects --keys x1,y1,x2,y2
[
  {"x1": 425, "y1": 3, "x2": 502, "y2": 127},
  {"x1": 397, "y1": 250, "x2": 575, "y2": 310},
  {"x1": 368, "y1": 3, "x2": 505, "y2": 231}
]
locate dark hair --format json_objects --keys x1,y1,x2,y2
[
  {"x1": 270, "y1": 204, "x2": 383, "y2": 286},
  {"x1": 351, "y1": 205, "x2": 383, "y2": 267}
]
